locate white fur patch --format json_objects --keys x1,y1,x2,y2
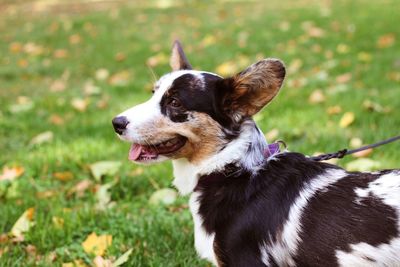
[
  {"x1": 336, "y1": 238, "x2": 400, "y2": 267},
  {"x1": 189, "y1": 192, "x2": 217, "y2": 265},
  {"x1": 262, "y1": 169, "x2": 348, "y2": 266},
  {"x1": 339, "y1": 171, "x2": 400, "y2": 266}
]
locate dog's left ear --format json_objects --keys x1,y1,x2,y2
[
  {"x1": 220, "y1": 58, "x2": 285, "y2": 118},
  {"x1": 170, "y1": 40, "x2": 192, "y2": 71}
]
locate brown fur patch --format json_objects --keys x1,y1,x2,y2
[
  {"x1": 136, "y1": 112, "x2": 226, "y2": 164},
  {"x1": 227, "y1": 59, "x2": 285, "y2": 117}
]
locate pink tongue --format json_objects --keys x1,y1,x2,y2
[{"x1": 129, "y1": 144, "x2": 143, "y2": 161}]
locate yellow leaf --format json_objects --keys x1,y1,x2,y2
[
  {"x1": 326, "y1": 105, "x2": 342, "y2": 115},
  {"x1": 52, "y1": 216, "x2": 65, "y2": 228},
  {"x1": 10, "y1": 208, "x2": 35, "y2": 238},
  {"x1": 339, "y1": 112, "x2": 355, "y2": 128},
  {"x1": 215, "y1": 61, "x2": 238, "y2": 76},
  {"x1": 0, "y1": 166, "x2": 24, "y2": 182},
  {"x1": 82, "y1": 232, "x2": 112, "y2": 256},
  {"x1": 54, "y1": 171, "x2": 74, "y2": 182}
]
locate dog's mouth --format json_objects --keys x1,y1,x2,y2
[{"x1": 128, "y1": 136, "x2": 187, "y2": 162}]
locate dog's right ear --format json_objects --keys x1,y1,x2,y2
[{"x1": 170, "y1": 40, "x2": 192, "y2": 71}]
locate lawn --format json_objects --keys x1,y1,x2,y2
[{"x1": 0, "y1": 0, "x2": 399, "y2": 266}]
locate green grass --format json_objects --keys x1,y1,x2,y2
[{"x1": 0, "y1": 0, "x2": 399, "y2": 266}]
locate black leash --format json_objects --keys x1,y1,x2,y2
[{"x1": 310, "y1": 135, "x2": 400, "y2": 161}]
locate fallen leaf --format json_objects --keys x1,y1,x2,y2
[
  {"x1": 200, "y1": 34, "x2": 217, "y2": 47},
  {"x1": 109, "y1": 71, "x2": 131, "y2": 86},
  {"x1": 50, "y1": 80, "x2": 67, "y2": 92},
  {"x1": 89, "y1": 161, "x2": 122, "y2": 182},
  {"x1": 94, "y1": 256, "x2": 112, "y2": 267},
  {"x1": 326, "y1": 105, "x2": 342, "y2": 115},
  {"x1": 146, "y1": 53, "x2": 168, "y2": 67},
  {"x1": 308, "y1": 89, "x2": 326, "y2": 104},
  {"x1": 49, "y1": 114, "x2": 65, "y2": 125},
  {"x1": 352, "y1": 148, "x2": 373, "y2": 158},
  {"x1": 36, "y1": 190, "x2": 57, "y2": 199},
  {"x1": 9, "y1": 42, "x2": 22, "y2": 53},
  {"x1": 130, "y1": 167, "x2": 144, "y2": 176},
  {"x1": 95, "y1": 69, "x2": 110, "y2": 81},
  {"x1": 215, "y1": 61, "x2": 238, "y2": 76},
  {"x1": 69, "y1": 34, "x2": 81, "y2": 45},
  {"x1": 288, "y1": 58, "x2": 303, "y2": 74},
  {"x1": 265, "y1": 129, "x2": 279, "y2": 141},
  {"x1": 68, "y1": 179, "x2": 92, "y2": 197},
  {"x1": 112, "y1": 248, "x2": 133, "y2": 267},
  {"x1": 52, "y1": 216, "x2": 64, "y2": 228},
  {"x1": 25, "y1": 244, "x2": 37, "y2": 257},
  {"x1": 53, "y1": 49, "x2": 68, "y2": 58},
  {"x1": 54, "y1": 171, "x2": 74, "y2": 182},
  {"x1": 29, "y1": 131, "x2": 54, "y2": 146},
  {"x1": 336, "y1": 43, "x2": 350, "y2": 54},
  {"x1": 96, "y1": 182, "x2": 115, "y2": 210},
  {"x1": 71, "y1": 98, "x2": 89, "y2": 112},
  {"x1": 82, "y1": 232, "x2": 112, "y2": 256},
  {"x1": 23, "y1": 42, "x2": 44, "y2": 56},
  {"x1": 336, "y1": 73, "x2": 352, "y2": 84},
  {"x1": 18, "y1": 59, "x2": 29, "y2": 68},
  {"x1": 149, "y1": 188, "x2": 177, "y2": 205},
  {"x1": 10, "y1": 208, "x2": 35, "y2": 238},
  {"x1": 83, "y1": 80, "x2": 101, "y2": 96},
  {"x1": 62, "y1": 260, "x2": 88, "y2": 267},
  {"x1": 350, "y1": 137, "x2": 363, "y2": 148},
  {"x1": 114, "y1": 52, "x2": 126, "y2": 62},
  {"x1": 9, "y1": 96, "x2": 34, "y2": 113},
  {"x1": 0, "y1": 166, "x2": 24, "y2": 182},
  {"x1": 346, "y1": 158, "x2": 381, "y2": 172},
  {"x1": 339, "y1": 112, "x2": 355, "y2": 128},
  {"x1": 377, "y1": 33, "x2": 395, "y2": 48},
  {"x1": 357, "y1": 52, "x2": 372, "y2": 62},
  {"x1": 307, "y1": 26, "x2": 325, "y2": 38}
]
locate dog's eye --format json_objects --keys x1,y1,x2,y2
[{"x1": 169, "y1": 98, "x2": 181, "y2": 108}]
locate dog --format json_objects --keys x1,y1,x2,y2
[{"x1": 112, "y1": 41, "x2": 400, "y2": 267}]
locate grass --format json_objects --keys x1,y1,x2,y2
[{"x1": 0, "y1": 0, "x2": 399, "y2": 266}]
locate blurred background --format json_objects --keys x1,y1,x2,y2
[{"x1": 0, "y1": 0, "x2": 399, "y2": 266}]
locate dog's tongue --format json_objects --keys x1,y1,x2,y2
[
  {"x1": 129, "y1": 143, "x2": 159, "y2": 161},
  {"x1": 129, "y1": 144, "x2": 143, "y2": 161}
]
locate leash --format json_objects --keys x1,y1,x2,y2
[{"x1": 309, "y1": 135, "x2": 400, "y2": 161}]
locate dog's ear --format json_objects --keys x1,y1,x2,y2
[
  {"x1": 220, "y1": 59, "x2": 285, "y2": 118},
  {"x1": 170, "y1": 40, "x2": 192, "y2": 71}
]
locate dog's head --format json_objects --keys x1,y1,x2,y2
[{"x1": 112, "y1": 41, "x2": 285, "y2": 165}]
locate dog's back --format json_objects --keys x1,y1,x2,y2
[{"x1": 194, "y1": 152, "x2": 400, "y2": 266}]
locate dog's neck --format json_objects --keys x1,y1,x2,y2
[{"x1": 172, "y1": 120, "x2": 267, "y2": 195}]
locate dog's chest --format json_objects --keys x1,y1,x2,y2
[{"x1": 189, "y1": 192, "x2": 217, "y2": 265}]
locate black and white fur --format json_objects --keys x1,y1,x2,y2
[{"x1": 112, "y1": 41, "x2": 400, "y2": 267}]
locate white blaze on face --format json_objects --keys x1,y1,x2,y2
[{"x1": 117, "y1": 70, "x2": 200, "y2": 143}]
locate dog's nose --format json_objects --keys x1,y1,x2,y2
[{"x1": 112, "y1": 116, "x2": 129, "y2": 135}]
